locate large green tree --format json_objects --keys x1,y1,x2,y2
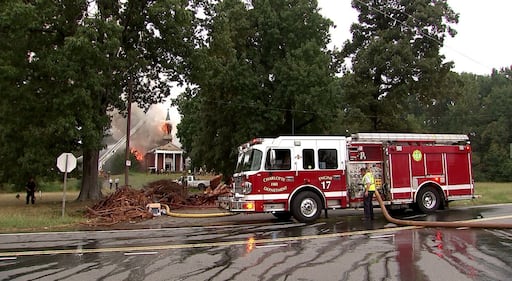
[
  {"x1": 473, "y1": 68, "x2": 512, "y2": 181},
  {"x1": 0, "y1": 0, "x2": 197, "y2": 199},
  {"x1": 404, "y1": 68, "x2": 512, "y2": 181},
  {"x1": 176, "y1": 0, "x2": 341, "y2": 177},
  {"x1": 341, "y1": 0, "x2": 459, "y2": 131},
  {"x1": 76, "y1": 0, "x2": 197, "y2": 200},
  {"x1": 0, "y1": 0, "x2": 93, "y2": 187}
]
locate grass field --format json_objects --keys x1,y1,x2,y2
[
  {"x1": 0, "y1": 178, "x2": 510, "y2": 233},
  {"x1": 0, "y1": 172, "x2": 212, "y2": 233},
  {"x1": 0, "y1": 191, "x2": 88, "y2": 232},
  {"x1": 456, "y1": 182, "x2": 512, "y2": 206}
]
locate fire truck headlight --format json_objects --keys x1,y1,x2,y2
[{"x1": 242, "y1": 182, "x2": 252, "y2": 194}]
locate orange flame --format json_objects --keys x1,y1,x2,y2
[
  {"x1": 161, "y1": 122, "x2": 172, "y2": 135},
  {"x1": 130, "y1": 148, "x2": 144, "y2": 161}
]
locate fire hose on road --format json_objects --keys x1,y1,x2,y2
[
  {"x1": 159, "y1": 203, "x2": 236, "y2": 218},
  {"x1": 375, "y1": 191, "x2": 512, "y2": 229},
  {"x1": 148, "y1": 195, "x2": 512, "y2": 226}
]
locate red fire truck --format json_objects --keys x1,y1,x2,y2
[{"x1": 218, "y1": 133, "x2": 475, "y2": 223}]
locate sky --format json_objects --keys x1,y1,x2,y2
[{"x1": 317, "y1": 0, "x2": 512, "y2": 75}]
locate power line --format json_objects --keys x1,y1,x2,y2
[
  {"x1": 180, "y1": 96, "x2": 496, "y2": 121},
  {"x1": 352, "y1": 0, "x2": 493, "y2": 72},
  {"x1": 353, "y1": 0, "x2": 444, "y2": 46},
  {"x1": 175, "y1": 2, "x2": 505, "y2": 122}
]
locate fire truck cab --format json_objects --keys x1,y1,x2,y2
[{"x1": 218, "y1": 133, "x2": 474, "y2": 223}]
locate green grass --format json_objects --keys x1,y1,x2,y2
[
  {"x1": 0, "y1": 179, "x2": 510, "y2": 233},
  {"x1": 0, "y1": 191, "x2": 88, "y2": 232},
  {"x1": 451, "y1": 182, "x2": 512, "y2": 206},
  {"x1": 0, "y1": 172, "x2": 213, "y2": 233}
]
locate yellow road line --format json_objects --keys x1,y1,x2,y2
[{"x1": 0, "y1": 226, "x2": 419, "y2": 258}]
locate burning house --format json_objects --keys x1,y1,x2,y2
[
  {"x1": 144, "y1": 142, "x2": 184, "y2": 173},
  {"x1": 101, "y1": 105, "x2": 183, "y2": 173},
  {"x1": 144, "y1": 108, "x2": 184, "y2": 173}
]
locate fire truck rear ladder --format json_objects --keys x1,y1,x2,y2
[{"x1": 351, "y1": 133, "x2": 469, "y2": 144}]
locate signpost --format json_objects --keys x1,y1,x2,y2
[{"x1": 57, "y1": 153, "x2": 77, "y2": 218}]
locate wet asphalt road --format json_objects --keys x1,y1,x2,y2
[{"x1": 1, "y1": 204, "x2": 512, "y2": 281}]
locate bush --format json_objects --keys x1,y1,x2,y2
[{"x1": 0, "y1": 183, "x2": 16, "y2": 193}]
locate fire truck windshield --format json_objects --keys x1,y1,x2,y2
[{"x1": 235, "y1": 149, "x2": 263, "y2": 173}]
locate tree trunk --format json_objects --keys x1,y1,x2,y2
[{"x1": 77, "y1": 148, "x2": 103, "y2": 201}]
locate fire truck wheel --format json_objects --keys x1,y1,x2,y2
[
  {"x1": 416, "y1": 186, "x2": 441, "y2": 213},
  {"x1": 198, "y1": 183, "x2": 206, "y2": 191},
  {"x1": 272, "y1": 212, "x2": 292, "y2": 221},
  {"x1": 291, "y1": 191, "x2": 322, "y2": 223}
]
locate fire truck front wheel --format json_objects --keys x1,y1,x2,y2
[
  {"x1": 291, "y1": 191, "x2": 322, "y2": 223},
  {"x1": 416, "y1": 186, "x2": 441, "y2": 213}
]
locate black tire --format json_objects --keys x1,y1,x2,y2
[
  {"x1": 198, "y1": 183, "x2": 206, "y2": 191},
  {"x1": 291, "y1": 191, "x2": 322, "y2": 223},
  {"x1": 272, "y1": 212, "x2": 292, "y2": 221},
  {"x1": 416, "y1": 186, "x2": 441, "y2": 213}
]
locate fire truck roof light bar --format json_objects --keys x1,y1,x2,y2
[{"x1": 352, "y1": 133, "x2": 469, "y2": 143}]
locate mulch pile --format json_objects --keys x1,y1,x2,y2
[{"x1": 84, "y1": 176, "x2": 232, "y2": 226}]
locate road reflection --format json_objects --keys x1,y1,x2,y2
[
  {"x1": 246, "y1": 237, "x2": 255, "y2": 254},
  {"x1": 1, "y1": 206, "x2": 512, "y2": 280}
]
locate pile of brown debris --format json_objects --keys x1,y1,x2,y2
[{"x1": 85, "y1": 175, "x2": 231, "y2": 226}]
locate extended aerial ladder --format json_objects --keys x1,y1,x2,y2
[
  {"x1": 351, "y1": 133, "x2": 469, "y2": 144},
  {"x1": 98, "y1": 118, "x2": 146, "y2": 170}
]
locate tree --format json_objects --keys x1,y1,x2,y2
[
  {"x1": 475, "y1": 68, "x2": 512, "y2": 181},
  {"x1": 76, "y1": 0, "x2": 197, "y2": 201},
  {"x1": 423, "y1": 69, "x2": 512, "y2": 181},
  {"x1": 0, "y1": 0, "x2": 92, "y2": 187},
  {"x1": 341, "y1": 0, "x2": 459, "y2": 131},
  {"x1": 176, "y1": 0, "x2": 341, "y2": 177},
  {"x1": 0, "y1": 0, "x2": 197, "y2": 199},
  {"x1": 406, "y1": 70, "x2": 464, "y2": 132}
]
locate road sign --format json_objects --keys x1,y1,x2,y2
[
  {"x1": 56, "y1": 152, "x2": 77, "y2": 218},
  {"x1": 57, "y1": 153, "x2": 77, "y2": 173}
]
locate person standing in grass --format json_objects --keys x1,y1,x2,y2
[{"x1": 25, "y1": 177, "x2": 36, "y2": 205}]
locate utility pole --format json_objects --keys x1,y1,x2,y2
[{"x1": 125, "y1": 77, "x2": 133, "y2": 186}]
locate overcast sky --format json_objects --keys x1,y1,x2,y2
[{"x1": 318, "y1": 0, "x2": 512, "y2": 75}]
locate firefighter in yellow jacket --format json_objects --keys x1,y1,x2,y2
[{"x1": 360, "y1": 167, "x2": 375, "y2": 220}]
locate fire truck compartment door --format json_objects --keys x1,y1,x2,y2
[{"x1": 390, "y1": 153, "x2": 412, "y2": 188}]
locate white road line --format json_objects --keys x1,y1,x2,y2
[
  {"x1": 124, "y1": 251, "x2": 159, "y2": 256},
  {"x1": 370, "y1": 234, "x2": 395, "y2": 239},
  {"x1": 255, "y1": 243, "x2": 289, "y2": 248}
]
